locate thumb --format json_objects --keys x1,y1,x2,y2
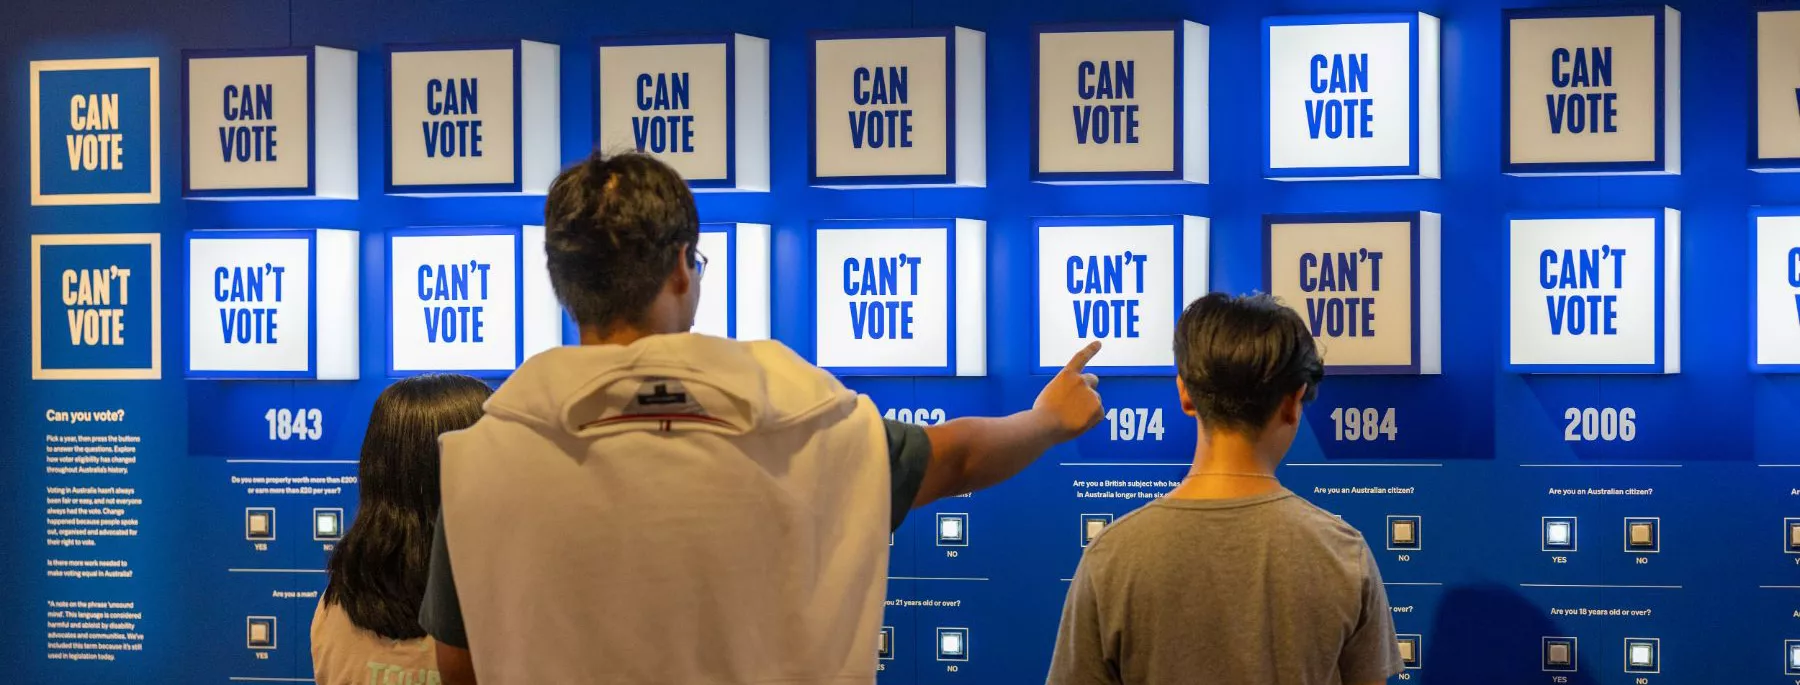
[{"x1": 1059, "y1": 341, "x2": 1103, "y2": 378}]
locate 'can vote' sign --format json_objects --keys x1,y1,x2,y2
[
  {"x1": 187, "y1": 230, "x2": 360, "y2": 380},
  {"x1": 1504, "y1": 7, "x2": 1679, "y2": 175},
  {"x1": 32, "y1": 234, "x2": 162, "y2": 380},
  {"x1": 387, "y1": 41, "x2": 560, "y2": 195},
  {"x1": 1508, "y1": 211, "x2": 1680, "y2": 374},
  {"x1": 1755, "y1": 9, "x2": 1800, "y2": 171},
  {"x1": 1754, "y1": 212, "x2": 1800, "y2": 371},
  {"x1": 814, "y1": 220, "x2": 986, "y2": 376},
  {"x1": 1265, "y1": 213, "x2": 1441, "y2": 375},
  {"x1": 811, "y1": 28, "x2": 985, "y2": 188},
  {"x1": 387, "y1": 227, "x2": 560, "y2": 376},
  {"x1": 1033, "y1": 216, "x2": 1208, "y2": 374},
  {"x1": 183, "y1": 47, "x2": 358, "y2": 199},
  {"x1": 1263, "y1": 14, "x2": 1440, "y2": 180},
  {"x1": 1032, "y1": 22, "x2": 1209, "y2": 184},
  {"x1": 31, "y1": 58, "x2": 160, "y2": 205},
  {"x1": 598, "y1": 35, "x2": 769, "y2": 191}
]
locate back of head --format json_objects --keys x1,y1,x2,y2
[
  {"x1": 1173, "y1": 293, "x2": 1323, "y2": 438},
  {"x1": 324, "y1": 373, "x2": 492, "y2": 640},
  {"x1": 544, "y1": 151, "x2": 700, "y2": 333}
]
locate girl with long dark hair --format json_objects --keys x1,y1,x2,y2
[{"x1": 311, "y1": 374, "x2": 491, "y2": 685}]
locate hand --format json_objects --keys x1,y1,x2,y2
[{"x1": 1033, "y1": 341, "x2": 1105, "y2": 440}]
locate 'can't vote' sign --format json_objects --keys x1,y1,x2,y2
[
  {"x1": 1754, "y1": 213, "x2": 1800, "y2": 371},
  {"x1": 1508, "y1": 211, "x2": 1680, "y2": 373},
  {"x1": 1034, "y1": 217, "x2": 1208, "y2": 374},
  {"x1": 1265, "y1": 213, "x2": 1441, "y2": 375},
  {"x1": 814, "y1": 220, "x2": 986, "y2": 376},
  {"x1": 187, "y1": 230, "x2": 359, "y2": 380},
  {"x1": 32, "y1": 234, "x2": 162, "y2": 380},
  {"x1": 387, "y1": 227, "x2": 560, "y2": 376}
]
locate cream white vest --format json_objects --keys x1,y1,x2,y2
[{"x1": 440, "y1": 335, "x2": 891, "y2": 684}]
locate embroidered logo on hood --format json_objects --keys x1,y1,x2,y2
[{"x1": 622, "y1": 379, "x2": 710, "y2": 417}]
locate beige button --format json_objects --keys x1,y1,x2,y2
[
  {"x1": 1628, "y1": 522, "x2": 1654, "y2": 546},
  {"x1": 1085, "y1": 519, "x2": 1105, "y2": 542},
  {"x1": 248, "y1": 513, "x2": 270, "y2": 536},
  {"x1": 1398, "y1": 639, "x2": 1415, "y2": 662},
  {"x1": 249, "y1": 622, "x2": 269, "y2": 643},
  {"x1": 1547, "y1": 642, "x2": 1571, "y2": 665},
  {"x1": 1392, "y1": 520, "x2": 1416, "y2": 545}
]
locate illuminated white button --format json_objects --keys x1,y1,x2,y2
[
  {"x1": 936, "y1": 514, "x2": 968, "y2": 546},
  {"x1": 935, "y1": 627, "x2": 969, "y2": 661},
  {"x1": 313, "y1": 509, "x2": 342, "y2": 540},
  {"x1": 1786, "y1": 640, "x2": 1800, "y2": 674},
  {"x1": 1623, "y1": 638, "x2": 1658, "y2": 673},
  {"x1": 1546, "y1": 522, "x2": 1570, "y2": 546}
]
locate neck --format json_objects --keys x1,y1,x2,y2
[
  {"x1": 1169, "y1": 430, "x2": 1282, "y2": 500},
  {"x1": 579, "y1": 323, "x2": 657, "y2": 347}
]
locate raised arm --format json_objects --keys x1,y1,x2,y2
[{"x1": 913, "y1": 342, "x2": 1105, "y2": 508}]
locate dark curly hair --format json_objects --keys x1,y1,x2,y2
[{"x1": 543, "y1": 151, "x2": 701, "y2": 331}]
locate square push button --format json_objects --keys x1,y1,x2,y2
[
  {"x1": 1396, "y1": 634, "x2": 1421, "y2": 670},
  {"x1": 879, "y1": 626, "x2": 895, "y2": 661},
  {"x1": 1387, "y1": 515, "x2": 1422, "y2": 551},
  {"x1": 1543, "y1": 636, "x2": 1577, "y2": 672},
  {"x1": 246, "y1": 616, "x2": 277, "y2": 650},
  {"x1": 1785, "y1": 518, "x2": 1800, "y2": 554},
  {"x1": 1624, "y1": 517, "x2": 1660, "y2": 553},
  {"x1": 1786, "y1": 639, "x2": 1800, "y2": 676},
  {"x1": 936, "y1": 513, "x2": 969, "y2": 547},
  {"x1": 245, "y1": 508, "x2": 275, "y2": 541},
  {"x1": 1624, "y1": 637, "x2": 1659, "y2": 674},
  {"x1": 1543, "y1": 517, "x2": 1577, "y2": 552},
  {"x1": 313, "y1": 508, "x2": 344, "y2": 541},
  {"x1": 1080, "y1": 514, "x2": 1114, "y2": 547},
  {"x1": 936, "y1": 627, "x2": 969, "y2": 662}
]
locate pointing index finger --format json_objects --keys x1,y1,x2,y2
[{"x1": 1062, "y1": 341, "x2": 1103, "y2": 376}]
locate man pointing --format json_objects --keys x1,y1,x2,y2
[{"x1": 420, "y1": 151, "x2": 1105, "y2": 684}]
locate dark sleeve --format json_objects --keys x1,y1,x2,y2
[
  {"x1": 884, "y1": 419, "x2": 932, "y2": 532},
  {"x1": 418, "y1": 512, "x2": 469, "y2": 649},
  {"x1": 1339, "y1": 545, "x2": 1403, "y2": 682}
]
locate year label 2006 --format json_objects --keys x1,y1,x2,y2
[{"x1": 1563, "y1": 407, "x2": 1636, "y2": 442}]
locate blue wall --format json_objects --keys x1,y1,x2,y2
[{"x1": 4, "y1": 0, "x2": 1799, "y2": 683}]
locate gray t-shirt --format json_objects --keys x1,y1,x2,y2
[{"x1": 1047, "y1": 489, "x2": 1402, "y2": 685}]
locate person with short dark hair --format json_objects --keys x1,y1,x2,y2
[
  {"x1": 310, "y1": 373, "x2": 492, "y2": 685},
  {"x1": 1046, "y1": 293, "x2": 1402, "y2": 685},
  {"x1": 421, "y1": 151, "x2": 1105, "y2": 684}
]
